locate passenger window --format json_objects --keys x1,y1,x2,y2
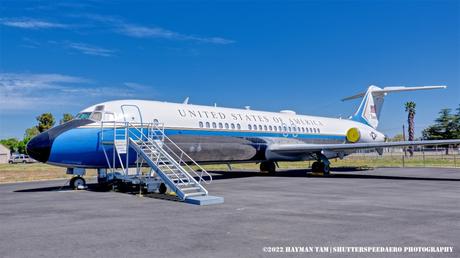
[
  {"x1": 248, "y1": 124, "x2": 252, "y2": 130},
  {"x1": 212, "y1": 122, "x2": 217, "y2": 128},
  {"x1": 231, "y1": 123, "x2": 235, "y2": 129},
  {"x1": 237, "y1": 124, "x2": 241, "y2": 130},
  {"x1": 264, "y1": 125, "x2": 267, "y2": 131},
  {"x1": 206, "y1": 122, "x2": 210, "y2": 128},
  {"x1": 288, "y1": 127, "x2": 291, "y2": 132},
  {"x1": 293, "y1": 127, "x2": 296, "y2": 132},
  {"x1": 199, "y1": 121, "x2": 204, "y2": 128},
  {"x1": 274, "y1": 126, "x2": 277, "y2": 132},
  {"x1": 218, "y1": 122, "x2": 223, "y2": 129},
  {"x1": 153, "y1": 119, "x2": 159, "y2": 125},
  {"x1": 318, "y1": 128, "x2": 321, "y2": 133},
  {"x1": 269, "y1": 125, "x2": 273, "y2": 131},
  {"x1": 283, "y1": 126, "x2": 287, "y2": 132},
  {"x1": 225, "y1": 123, "x2": 229, "y2": 129},
  {"x1": 258, "y1": 125, "x2": 262, "y2": 130}
]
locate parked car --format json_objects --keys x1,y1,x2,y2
[{"x1": 8, "y1": 154, "x2": 37, "y2": 164}]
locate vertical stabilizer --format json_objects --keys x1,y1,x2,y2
[
  {"x1": 342, "y1": 85, "x2": 446, "y2": 129},
  {"x1": 350, "y1": 85, "x2": 384, "y2": 128}
]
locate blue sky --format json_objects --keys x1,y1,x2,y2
[{"x1": 1, "y1": 0, "x2": 459, "y2": 139}]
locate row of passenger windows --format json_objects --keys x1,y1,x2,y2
[
  {"x1": 198, "y1": 121, "x2": 321, "y2": 134},
  {"x1": 199, "y1": 121, "x2": 241, "y2": 130}
]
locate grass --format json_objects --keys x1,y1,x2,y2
[
  {"x1": 0, "y1": 163, "x2": 96, "y2": 184},
  {"x1": 0, "y1": 155, "x2": 458, "y2": 184}
]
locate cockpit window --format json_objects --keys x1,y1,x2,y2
[
  {"x1": 75, "y1": 112, "x2": 91, "y2": 119},
  {"x1": 90, "y1": 112, "x2": 102, "y2": 121}
]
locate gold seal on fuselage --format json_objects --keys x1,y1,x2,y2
[{"x1": 346, "y1": 128, "x2": 360, "y2": 143}]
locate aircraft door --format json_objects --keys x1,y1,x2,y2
[{"x1": 121, "y1": 105, "x2": 143, "y2": 125}]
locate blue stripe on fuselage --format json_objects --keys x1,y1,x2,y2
[
  {"x1": 164, "y1": 128, "x2": 345, "y2": 140},
  {"x1": 48, "y1": 126, "x2": 345, "y2": 167}
]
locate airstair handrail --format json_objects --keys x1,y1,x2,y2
[
  {"x1": 128, "y1": 137, "x2": 208, "y2": 198},
  {"x1": 126, "y1": 122, "x2": 212, "y2": 184},
  {"x1": 148, "y1": 122, "x2": 212, "y2": 184}
]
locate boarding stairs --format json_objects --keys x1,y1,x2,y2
[{"x1": 101, "y1": 121, "x2": 222, "y2": 205}]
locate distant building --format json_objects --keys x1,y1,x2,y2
[{"x1": 0, "y1": 144, "x2": 11, "y2": 164}]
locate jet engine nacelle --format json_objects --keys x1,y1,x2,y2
[{"x1": 346, "y1": 127, "x2": 385, "y2": 143}]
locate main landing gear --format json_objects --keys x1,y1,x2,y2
[
  {"x1": 310, "y1": 153, "x2": 331, "y2": 175},
  {"x1": 260, "y1": 161, "x2": 276, "y2": 174}
]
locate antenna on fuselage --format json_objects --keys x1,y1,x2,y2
[{"x1": 183, "y1": 97, "x2": 189, "y2": 104}]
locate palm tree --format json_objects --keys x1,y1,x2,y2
[{"x1": 405, "y1": 101, "x2": 416, "y2": 156}]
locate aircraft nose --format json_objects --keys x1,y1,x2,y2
[{"x1": 27, "y1": 131, "x2": 52, "y2": 163}]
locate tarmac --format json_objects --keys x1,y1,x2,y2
[{"x1": 0, "y1": 167, "x2": 459, "y2": 258}]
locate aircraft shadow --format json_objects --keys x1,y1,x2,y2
[
  {"x1": 14, "y1": 183, "x2": 105, "y2": 193},
  {"x1": 208, "y1": 169, "x2": 460, "y2": 182},
  {"x1": 13, "y1": 168, "x2": 460, "y2": 193}
]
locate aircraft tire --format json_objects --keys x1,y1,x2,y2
[
  {"x1": 159, "y1": 183, "x2": 167, "y2": 194},
  {"x1": 311, "y1": 162, "x2": 320, "y2": 172},
  {"x1": 70, "y1": 177, "x2": 86, "y2": 190},
  {"x1": 260, "y1": 161, "x2": 276, "y2": 174},
  {"x1": 322, "y1": 164, "x2": 330, "y2": 175}
]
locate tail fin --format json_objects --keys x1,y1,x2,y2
[{"x1": 342, "y1": 85, "x2": 446, "y2": 129}]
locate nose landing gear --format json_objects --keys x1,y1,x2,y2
[
  {"x1": 69, "y1": 176, "x2": 86, "y2": 189},
  {"x1": 66, "y1": 168, "x2": 87, "y2": 189}
]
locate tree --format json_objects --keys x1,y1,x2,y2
[
  {"x1": 0, "y1": 138, "x2": 20, "y2": 154},
  {"x1": 405, "y1": 101, "x2": 416, "y2": 156},
  {"x1": 60, "y1": 113, "x2": 74, "y2": 124},
  {"x1": 16, "y1": 139, "x2": 28, "y2": 154},
  {"x1": 454, "y1": 105, "x2": 460, "y2": 139},
  {"x1": 389, "y1": 134, "x2": 404, "y2": 142},
  {"x1": 24, "y1": 127, "x2": 39, "y2": 140},
  {"x1": 422, "y1": 108, "x2": 460, "y2": 154},
  {"x1": 36, "y1": 113, "x2": 55, "y2": 132}
]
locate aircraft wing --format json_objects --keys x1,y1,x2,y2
[{"x1": 268, "y1": 139, "x2": 460, "y2": 154}]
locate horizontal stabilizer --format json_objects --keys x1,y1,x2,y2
[{"x1": 342, "y1": 85, "x2": 446, "y2": 101}]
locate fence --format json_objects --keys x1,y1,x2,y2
[{"x1": 338, "y1": 146, "x2": 460, "y2": 168}]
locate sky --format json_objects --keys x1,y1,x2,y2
[{"x1": 0, "y1": 0, "x2": 459, "y2": 139}]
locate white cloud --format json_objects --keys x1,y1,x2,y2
[
  {"x1": 117, "y1": 23, "x2": 235, "y2": 44},
  {"x1": 85, "y1": 14, "x2": 235, "y2": 44},
  {"x1": 0, "y1": 18, "x2": 69, "y2": 29},
  {"x1": 0, "y1": 73, "x2": 153, "y2": 112},
  {"x1": 66, "y1": 42, "x2": 115, "y2": 57},
  {"x1": 0, "y1": 73, "x2": 91, "y2": 110}
]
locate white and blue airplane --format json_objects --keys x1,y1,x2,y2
[{"x1": 27, "y1": 85, "x2": 460, "y2": 188}]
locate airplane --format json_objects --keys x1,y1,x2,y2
[{"x1": 26, "y1": 85, "x2": 460, "y2": 190}]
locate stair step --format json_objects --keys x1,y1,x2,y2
[
  {"x1": 176, "y1": 182, "x2": 194, "y2": 186},
  {"x1": 185, "y1": 192, "x2": 206, "y2": 198},
  {"x1": 180, "y1": 186, "x2": 201, "y2": 191},
  {"x1": 158, "y1": 164, "x2": 175, "y2": 167},
  {"x1": 172, "y1": 178, "x2": 190, "y2": 182}
]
